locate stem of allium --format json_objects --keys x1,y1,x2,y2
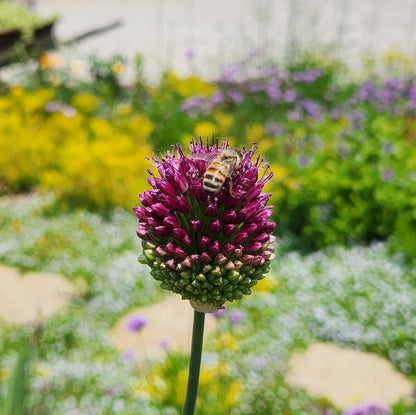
[{"x1": 183, "y1": 310, "x2": 205, "y2": 415}]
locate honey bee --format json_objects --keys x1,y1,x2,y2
[{"x1": 202, "y1": 149, "x2": 243, "y2": 197}]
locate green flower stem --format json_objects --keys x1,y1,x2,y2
[{"x1": 183, "y1": 310, "x2": 205, "y2": 415}]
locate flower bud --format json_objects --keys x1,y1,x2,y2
[
  {"x1": 133, "y1": 206, "x2": 147, "y2": 220},
  {"x1": 223, "y1": 243, "x2": 234, "y2": 256},
  {"x1": 206, "y1": 203, "x2": 219, "y2": 217},
  {"x1": 174, "y1": 247, "x2": 187, "y2": 259},
  {"x1": 156, "y1": 246, "x2": 169, "y2": 257},
  {"x1": 222, "y1": 210, "x2": 237, "y2": 224},
  {"x1": 209, "y1": 220, "x2": 221, "y2": 233},
  {"x1": 190, "y1": 220, "x2": 203, "y2": 233},
  {"x1": 163, "y1": 215, "x2": 180, "y2": 228},
  {"x1": 175, "y1": 196, "x2": 191, "y2": 214},
  {"x1": 233, "y1": 232, "x2": 249, "y2": 245},
  {"x1": 245, "y1": 241, "x2": 263, "y2": 253},
  {"x1": 223, "y1": 224, "x2": 236, "y2": 237},
  {"x1": 216, "y1": 254, "x2": 228, "y2": 265},
  {"x1": 209, "y1": 240, "x2": 220, "y2": 255},
  {"x1": 200, "y1": 252, "x2": 212, "y2": 263},
  {"x1": 201, "y1": 235, "x2": 212, "y2": 248},
  {"x1": 152, "y1": 203, "x2": 170, "y2": 216}
]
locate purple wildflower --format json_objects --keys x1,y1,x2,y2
[
  {"x1": 407, "y1": 100, "x2": 416, "y2": 111},
  {"x1": 293, "y1": 69, "x2": 322, "y2": 83},
  {"x1": 356, "y1": 81, "x2": 376, "y2": 102},
  {"x1": 301, "y1": 100, "x2": 322, "y2": 119},
  {"x1": 122, "y1": 350, "x2": 136, "y2": 362},
  {"x1": 349, "y1": 110, "x2": 365, "y2": 129},
  {"x1": 159, "y1": 338, "x2": 171, "y2": 350},
  {"x1": 375, "y1": 88, "x2": 393, "y2": 105},
  {"x1": 134, "y1": 136, "x2": 276, "y2": 313},
  {"x1": 265, "y1": 122, "x2": 284, "y2": 136},
  {"x1": 229, "y1": 310, "x2": 245, "y2": 325},
  {"x1": 381, "y1": 168, "x2": 395, "y2": 183},
  {"x1": 220, "y1": 63, "x2": 243, "y2": 84},
  {"x1": 384, "y1": 79, "x2": 404, "y2": 91},
  {"x1": 297, "y1": 155, "x2": 310, "y2": 168},
  {"x1": 227, "y1": 90, "x2": 244, "y2": 104},
  {"x1": 407, "y1": 86, "x2": 416, "y2": 110},
  {"x1": 180, "y1": 95, "x2": 204, "y2": 113},
  {"x1": 409, "y1": 85, "x2": 416, "y2": 100},
  {"x1": 283, "y1": 89, "x2": 297, "y2": 103},
  {"x1": 126, "y1": 314, "x2": 148, "y2": 332},
  {"x1": 209, "y1": 91, "x2": 224, "y2": 106},
  {"x1": 212, "y1": 308, "x2": 226, "y2": 318},
  {"x1": 287, "y1": 109, "x2": 302, "y2": 121},
  {"x1": 342, "y1": 402, "x2": 391, "y2": 415},
  {"x1": 266, "y1": 78, "x2": 281, "y2": 103}
]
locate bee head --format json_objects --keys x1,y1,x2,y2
[{"x1": 220, "y1": 149, "x2": 243, "y2": 164}]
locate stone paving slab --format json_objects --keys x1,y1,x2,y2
[
  {"x1": 0, "y1": 264, "x2": 76, "y2": 324},
  {"x1": 111, "y1": 295, "x2": 217, "y2": 359},
  {"x1": 285, "y1": 342, "x2": 414, "y2": 409}
]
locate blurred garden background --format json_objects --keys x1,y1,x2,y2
[{"x1": 1, "y1": 0, "x2": 416, "y2": 414}]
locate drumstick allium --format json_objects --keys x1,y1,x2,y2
[{"x1": 133, "y1": 136, "x2": 276, "y2": 313}]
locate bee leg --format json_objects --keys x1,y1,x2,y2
[{"x1": 229, "y1": 178, "x2": 237, "y2": 198}]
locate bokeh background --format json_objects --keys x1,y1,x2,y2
[
  {"x1": 29, "y1": 0, "x2": 416, "y2": 80},
  {"x1": 1, "y1": 1, "x2": 416, "y2": 414}
]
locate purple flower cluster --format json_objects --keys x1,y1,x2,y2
[
  {"x1": 180, "y1": 63, "x2": 324, "y2": 120},
  {"x1": 353, "y1": 78, "x2": 416, "y2": 113},
  {"x1": 212, "y1": 308, "x2": 246, "y2": 325},
  {"x1": 134, "y1": 137, "x2": 276, "y2": 312},
  {"x1": 342, "y1": 402, "x2": 391, "y2": 415}
]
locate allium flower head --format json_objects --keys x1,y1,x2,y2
[{"x1": 133, "y1": 136, "x2": 276, "y2": 313}]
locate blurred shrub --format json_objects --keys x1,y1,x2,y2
[
  {"x1": 2, "y1": 52, "x2": 416, "y2": 253},
  {"x1": 176, "y1": 54, "x2": 416, "y2": 253},
  {"x1": 0, "y1": 87, "x2": 153, "y2": 209},
  {"x1": 267, "y1": 90, "x2": 416, "y2": 251}
]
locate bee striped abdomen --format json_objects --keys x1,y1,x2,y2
[{"x1": 203, "y1": 162, "x2": 227, "y2": 196}]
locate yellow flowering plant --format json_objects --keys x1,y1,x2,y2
[{"x1": 0, "y1": 88, "x2": 153, "y2": 209}]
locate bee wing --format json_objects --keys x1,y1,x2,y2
[{"x1": 189, "y1": 152, "x2": 219, "y2": 162}]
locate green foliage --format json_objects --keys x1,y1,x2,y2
[
  {"x1": 0, "y1": 336, "x2": 31, "y2": 415},
  {"x1": 0, "y1": 1, "x2": 56, "y2": 40},
  {"x1": 270, "y1": 110, "x2": 416, "y2": 252}
]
